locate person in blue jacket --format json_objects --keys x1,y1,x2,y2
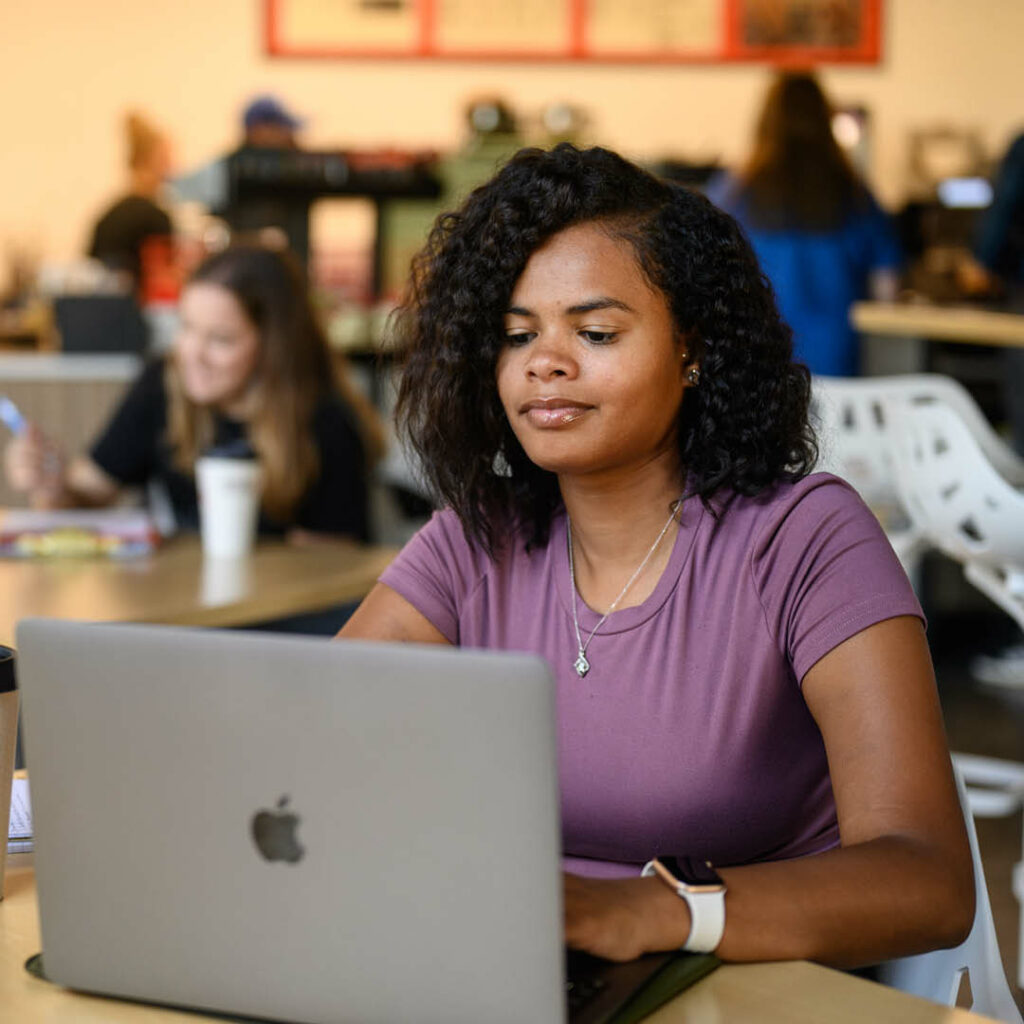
[{"x1": 707, "y1": 72, "x2": 902, "y2": 377}]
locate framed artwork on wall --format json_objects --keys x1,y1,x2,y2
[
  {"x1": 729, "y1": 0, "x2": 880, "y2": 63},
  {"x1": 264, "y1": 0, "x2": 881, "y2": 64}
]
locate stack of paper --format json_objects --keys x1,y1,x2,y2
[{"x1": 7, "y1": 777, "x2": 31, "y2": 853}]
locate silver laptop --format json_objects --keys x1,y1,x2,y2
[{"x1": 17, "y1": 619, "x2": 564, "y2": 1024}]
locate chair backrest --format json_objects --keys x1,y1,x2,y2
[
  {"x1": 812, "y1": 374, "x2": 1024, "y2": 503},
  {"x1": 877, "y1": 764, "x2": 1023, "y2": 1023},
  {"x1": 812, "y1": 374, "x2": 1024, "y2": 578},
  {"x1": 886, "y1": 393, "x2": 1024, "y2": 630},
  {"x1": 811, "y1": 376, "x2": 898, "y2": 507},
  {"x1": 53, "y1": 295, "x2": 150, "y2": 355}
]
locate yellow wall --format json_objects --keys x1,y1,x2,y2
[{"x1": 4, "y1": 0, "x2": 1023, "y2": 262}]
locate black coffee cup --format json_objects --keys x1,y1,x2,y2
[
  {"x1": 0, "y1": 646, "x2": 15, "y2": 695},
  {"x1": 0, "y1": 645, "x2": 17, "y2": 768},
  {"x1": 0, "y1": 645, "x2": 18, "y2": 893}
]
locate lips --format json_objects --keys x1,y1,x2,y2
[{"x1": 519, "y1": 397, "x2": 593, "y2": 428}]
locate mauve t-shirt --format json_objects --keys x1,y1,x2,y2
[{"x1": 379, "y1": 474, "x2": 922, "y2": 878}]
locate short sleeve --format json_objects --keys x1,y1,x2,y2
[
  {"x1": 294, "y1": 396, "x2": 370, "y2": 540},
  {"x1": 89, "y1": 359, "x2": 167, "y2": 485},
  {"x1": 378, "y1": 510, "x2": 489, "y2": 644},
  {"x1": 751, "y1": 476, "x2": 923, "y2": 684}
]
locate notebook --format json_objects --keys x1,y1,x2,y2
[
  {"x1": 0, "y1": 508, "x2": 158, "y2": 559},
  {"x1": 17, "y1": 619, "x2": 716, "y2": 1023}
]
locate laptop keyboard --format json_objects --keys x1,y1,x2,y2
[
  {"x1": 566, "y1": 972, "x2": 608, "y2": 1014},
  {"x1": 565, "y1": 949, "x2": 611, "y2": 1016},
  {"x1": 564, "y1": 947, "x2": 714, "y2": 1024}
]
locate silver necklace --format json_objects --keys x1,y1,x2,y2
[{"x1": 567, "y1": 499, "x2": 681, "y2": 678}]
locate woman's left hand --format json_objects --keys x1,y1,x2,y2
[{"x1": 563, "y1": 872, "x2": 690, "y2": 962}]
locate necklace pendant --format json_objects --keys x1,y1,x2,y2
[{"x1": 573, "y1": 651, "x2": 591, "y2": 677}]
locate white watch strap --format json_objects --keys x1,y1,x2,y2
[{"x1": 641, "y1": 859, "x2": 726, "y2": 954}]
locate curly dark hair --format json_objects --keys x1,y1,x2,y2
[{"x1": 394, "y1": 143, "x2": 816, "y2": 553}]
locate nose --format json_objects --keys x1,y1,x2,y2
[{"x1": 523, "y1": 330, "x2": 579, "y2": 381}]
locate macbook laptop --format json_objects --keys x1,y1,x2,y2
[{"x1": 17, "y1": 619, "x2": 717, "y2": 1024}]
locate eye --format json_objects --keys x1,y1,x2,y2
[
  {"x1": 504, "y1": 329, "x2": 536, "y2": 347},
  {"x1": 579, "y1": 328, "x2": 618, "y2": 345}
]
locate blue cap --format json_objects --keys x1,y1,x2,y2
[{"x1": 243, "y1": 95, "x2": 303, "y2": 131}]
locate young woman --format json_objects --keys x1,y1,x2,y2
[
  {"x1": 706, "y1": 72, "x2": 902, "y2": 377},
  {"x1": 5, "y1": 245, "x2": 381, "y2": 542},
  {"x1": 340, "y1": 144, "x2": 973, "y2": 967}
]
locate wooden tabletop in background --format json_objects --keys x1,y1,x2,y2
[
  {"x1": 852, "y1": 301, "x2": 1024, "y2": 347},
  {"x1": 0, "y1": 536, "x2": 397, "y2": 647}
]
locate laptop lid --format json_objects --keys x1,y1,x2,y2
[{"x1": 17, "y1": 619, "x2": 564, "y2": 1024}]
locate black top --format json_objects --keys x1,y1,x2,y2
[
  {"x1": 90, "y1": 359, "x2": 371, "y2": 541},
  {"x1": 88, "y1": 195, "x2": 173, "y2": 286}
]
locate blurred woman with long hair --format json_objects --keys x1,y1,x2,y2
[
  {"x1": 708, "y1": 72, "x2": 902, "y2": 376},
  {"x1": 5, "y1": 244, "x2": 382, "y2": 542}
]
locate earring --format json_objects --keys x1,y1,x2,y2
[{"x1": 687, "y1": 366, "x2": 701, "y2": 386}]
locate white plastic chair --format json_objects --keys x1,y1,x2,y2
[
  {"x1": 877, "y1": 762, "x2": 1023, "y2": 1022},
  {"x1": 885, "y1": 390, "x2": 1024, "y2": 992},
  {"x1": 885, "y1": 391, "x2": 1024, "y2": 638},
  {"x1": 811, "y1": 374, "x2": 1024, "y2": 576}
]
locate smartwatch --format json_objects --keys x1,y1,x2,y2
[{"x1": 641, "y1": 855, "x2": 726, "y2": 953}]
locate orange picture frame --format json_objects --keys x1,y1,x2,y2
[{"x1": 264, "y1": 0, "x2": 881, "y2": 65}]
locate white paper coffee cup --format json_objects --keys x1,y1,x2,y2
[{"x1": 196, "y1": 457, "x2": 263, "y2": 560}]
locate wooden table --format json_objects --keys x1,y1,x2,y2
[
  {"x1": 852, "y1": 301, "x2": 1024, "y2": 348},
  {"x1": 0, "y1": 536, "x2": 397, "y2": 647},
  {"x1": 0, "y1": 862, "x2": 995, "y2": 1023}
]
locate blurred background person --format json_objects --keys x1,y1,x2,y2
[
  {"x1": 4, "y1": 243, "x2": 383, "y2": 543},
  {"x1": 172, "y1": 94, "x2": 310, "y2": 266},
  {"x1": 238, "y1": 94, "x2": 302, "y2": 151},
  {"x1": 707, "y1": 71, "x2": 902, "y2": 377},
  {"x1": 87, "y1": 111, "x2": 175, "y2": 295},
  {"x1": 217, "y1": 94, "x2": 310, "y2": 265},
  {"x1": 958, "y1": 129, "x2": 1024, "y2": 445}
]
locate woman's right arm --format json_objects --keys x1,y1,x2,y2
[
  {"x1": 4, "y1": 426, "x2": 120, "y2": 509},
  {"x1": 337, "y1": 582, "x2": 451, "y2": 646}
]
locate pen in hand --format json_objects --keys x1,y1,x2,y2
[{"x1": 0, "y1": 398, "x2": 65, "y2": 498}]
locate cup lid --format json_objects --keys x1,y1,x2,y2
[
  {"x1": 0, "y1": 647, "x2": 15, "y2": 693},
  {"x1": 201, "y1": 438, "x2": 256, "y2": 460}
]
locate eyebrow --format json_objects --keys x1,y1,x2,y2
[{"x1": 505, "y1": 296, "x2": 637, "y2": 317}]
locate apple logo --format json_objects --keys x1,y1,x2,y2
[{"x1": 251, "y1": 795, "x2": 305, "y2": 864}]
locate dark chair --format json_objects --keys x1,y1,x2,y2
[{"x1": 53, "y1": 295, "x2": 149, "y2": 354}]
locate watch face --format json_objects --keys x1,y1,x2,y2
[{"x1": 661, "y1": 855, "x2": 723, "y2": 887}]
